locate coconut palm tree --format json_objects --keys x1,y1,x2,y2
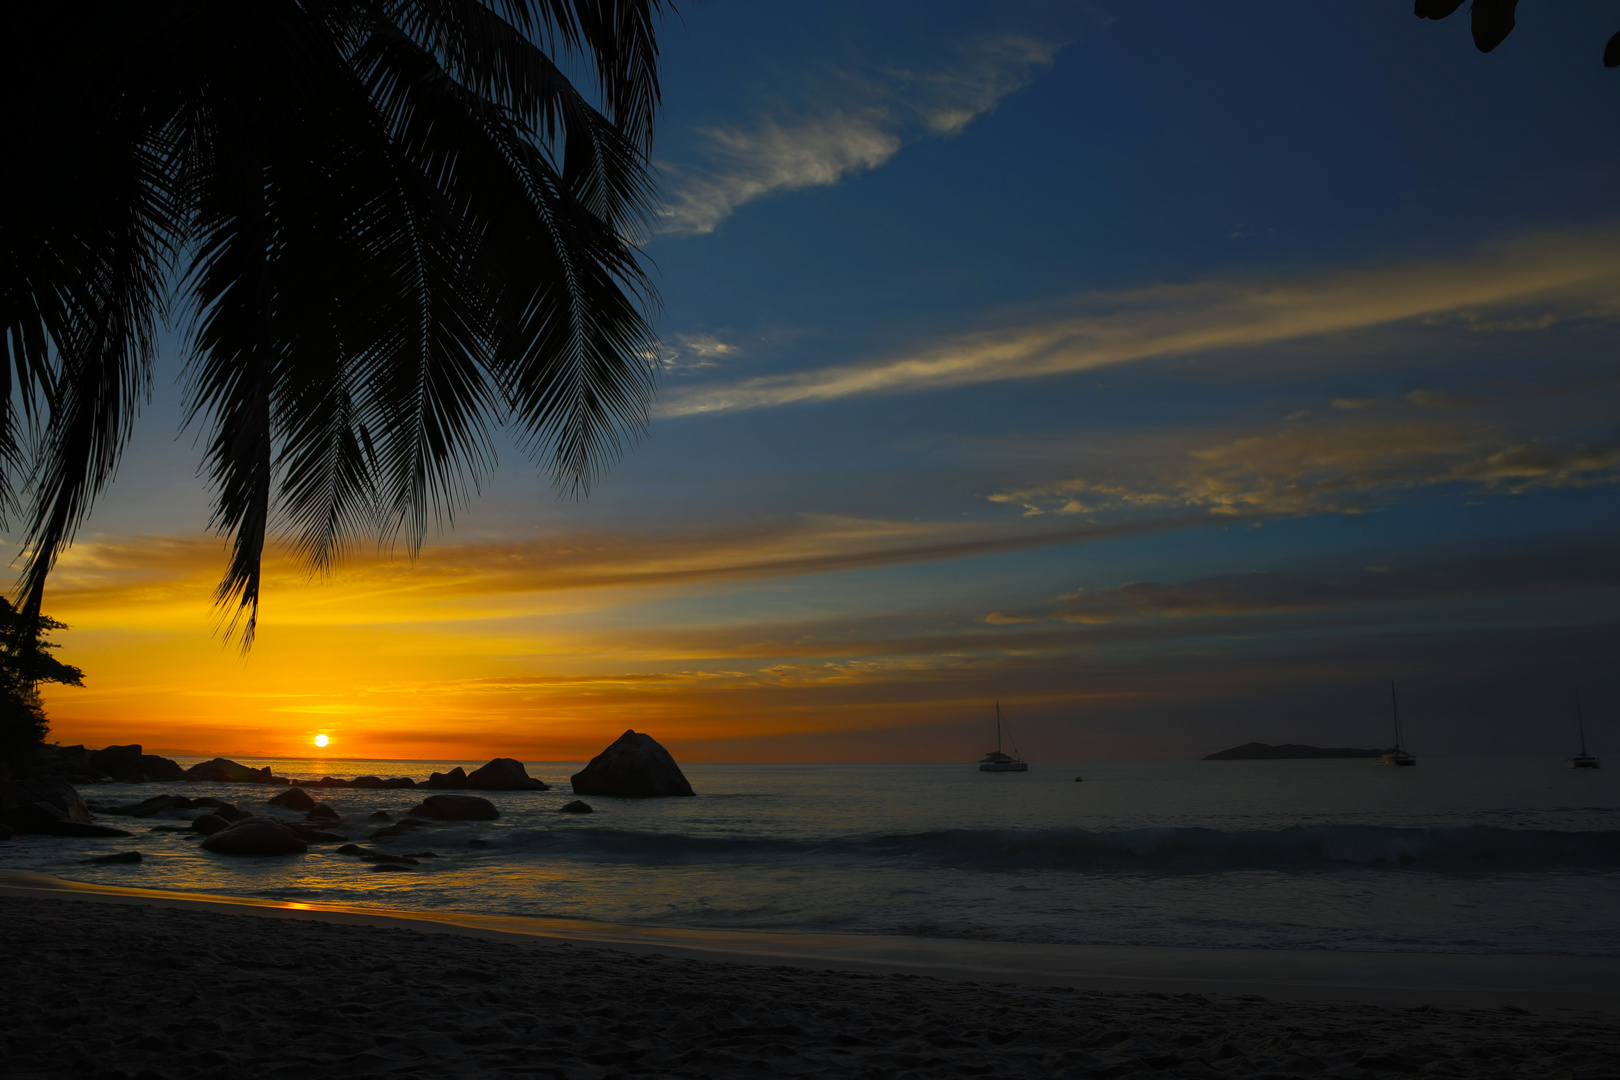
[{"x1": 1, "y1": 1, "x2": 668, "y2": 643}]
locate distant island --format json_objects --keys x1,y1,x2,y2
[{"x1": 1202, "y1": 742, "x2": 1383, "y2": 760}]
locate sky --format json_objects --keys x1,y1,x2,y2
[{"x1": 28, "y1": 0, "x2": 1620, "y2": 762}]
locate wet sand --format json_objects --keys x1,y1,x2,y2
[{"x1": 3, "y1": 877, "x2": 1618, "y2": 1079}]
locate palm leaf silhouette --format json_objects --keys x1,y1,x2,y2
[{"x1": 1, "y1": 1, "x2": 668, "y2": 646}]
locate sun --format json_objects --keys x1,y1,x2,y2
[{"x1": 313, "y1": 734, "x2": 329, "y2": 748}]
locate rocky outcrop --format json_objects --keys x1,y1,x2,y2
[
  {"x1": 420, "y1": 759, "x2": 546, "y2": 790},
  {"x1": 570, "y1": 730, "x2": 695, "y2": 798},
  {"x1": 408, "y1": 794, "x2": 498, "y2": 820},
  {"x1": 425, "y1": 766, "x2": 468, "y2": 789},
  {"x1": 1, "y1": 775, "x2": 131, "y2": 835},
  {"x1": 200, "y1": 818, "x2": 308, "y2": 855},
  {"x1": 268, "y1": 787, "x2": 315, "y2": 811},
  {"x1": 1202, "y1": 742, "x2": 1383, "y2": 760},
  {"x1": 185, "y1": 758, "x2": 291, "y2": 784},
  {"x1": 87, "y1": 744, "x2": 185, "y2": 782},
  {"x1": 465, "y1": 758, "x2": 548, "y2": 791}
]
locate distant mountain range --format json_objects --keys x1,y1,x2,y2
[{"x1": 1202, "y1": 742, "x2": 1384, "y2": 760}]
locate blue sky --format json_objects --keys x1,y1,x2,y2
[{"x1": 38, "y1": 1, "x2": 1620, "y2": 761}]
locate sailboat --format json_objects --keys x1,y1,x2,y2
[
  {"x1": 1377, "y1": 681, "x2": 1417, "y2": 766},
  {"x1": 978, "y1": 702, "x2": 1028, "y2": 772},
  {"x1": 1568, "y1": 690, "x2": 1600, "y2": 769}
]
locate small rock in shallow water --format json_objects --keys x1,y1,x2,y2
[
  {"x1": 200, "y1": 818, "x2": 308, "y2": 856},
  {"x1": 409, "y1": 794, "x2": 498, "y2": 821},
  {"x1": 369, "y1": 810, "x2": 392, "y2": 821},
  {"x1": 80, "y1": 850, "x2": 142, "y2": 864},
  {"x1": 192, "y1": 814, "x2": 231, "y2": 835},
  {"x1": 306, "y1": 804, "x2": 340, "y2": 821},
  {"x1": 267, "y1": 787, "x2": 315, "y2": 811},
  {"x1": 559, "y1": 800, "x2": 594, "y2": 813},
  {"x1": 336, "y1": 844, "x2": 364, "y2": 856}
]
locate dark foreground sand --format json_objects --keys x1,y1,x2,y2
[{"x1": 4, "y1": 894, "x2": 1619, "y2": 1079}]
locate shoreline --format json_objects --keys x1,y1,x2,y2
[
  {"x1": 4, "y1": 882, "x2": 1618, "y2": 1080},
  {"x1": 5, "y1": 870, "x2": 1618, "y2": 1014}
]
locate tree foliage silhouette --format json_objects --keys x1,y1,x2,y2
[
  {"x1": 1415, "y1": 1, "x2": 1620, "y2": 65},
  {"x1": 0, "y1": 599, "x2": 83, "y2": 767},
  {"x1": 2, "y1": 2, "x2": 669, "y2": 645}
]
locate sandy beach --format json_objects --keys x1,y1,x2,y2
[{"x1": 4, "y1": 882, "x2": 1618, "y2": 1079}]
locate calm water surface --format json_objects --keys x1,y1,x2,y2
[{"x1": 5, "y1": 756, "x2": 1617, "y2": 955}]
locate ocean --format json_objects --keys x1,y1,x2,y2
[{"x1": 6, "y1": 756, "x2": 1618, "y2": 956}]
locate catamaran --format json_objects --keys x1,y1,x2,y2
[
  {"x1": 1569, "y1": 690, "x2": 1600, "y2": 769},
  {"x1": 978, "y1": 701, "x2": 1028, "y2": 772},
  {"x1": 1378, "y1": 681, "x2": 1416, "y2": 766}
]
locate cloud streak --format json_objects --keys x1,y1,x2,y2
[
  {"x1": 987, "y1": 544, "x2": 1620, "y2": 626},
  {"x1": 656, "y1": 35, "x2": 1059, "y2": 236},
  {"x1": 989, "y1": 415, "x2": 1620, "y2": 519},
  {"x1": 41, "y1": 513, "x2": 1212, "y2": 627},
  {"x1": 658, "y1": 232, "x2": 1620, "y2": 416}
]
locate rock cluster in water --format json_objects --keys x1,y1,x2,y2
[
  {"x1": 423, "y1": 758, "x2": 548, "y2": 790},
  {"x1": 2, "y1": 747, "x2": 551, "y2": 847},
  {"x1": 570, "y1": 730, "x2": 694, "y2": 798}
]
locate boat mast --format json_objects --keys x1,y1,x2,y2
[
  {"x1": 1577, "y1": 687, "x2": 1588, "y2": 756},
  {"x1": 1390, "y1": 681, "x2": 1402, "y2": 751}
]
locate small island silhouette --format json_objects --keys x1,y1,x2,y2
[{"x1": 1203, "y1": 742, "x2": 1383, "y2": 760}]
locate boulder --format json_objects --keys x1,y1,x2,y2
[
  {"x1": 559, "y1": 800, "x2": 594, "y2": 814},
  {"x1": 185, "y1": 758, "x2": 276, "y2": 784},
  {"x1": 569, "y1": 730, "x2": 695, "y2": 798},
  {"x1": 13, "y1": 776, "x2": 94, "y2": 823},
  {"x1": 200, "y1": 818, "x2": 308, "y2": 855},
  {"x1": 409, "y1": 794, "x2": 498, "y2": 821},
  {"x1": 369, "y1": 811, "x2": 392, "y2": 822},
  {"x1": 425, "y1": 767, "x2": 468, "y2": 789},
  {"x1": 314, "y1": 776, "x2": 351, "y2": 787},
  {"x1": 107, "y1": 794, "x2": 196, "y2": 816},
  {"x1": 349, "y1": 775, "x2": 386, "y2": 789},
  {"x1": 465, "y1": 758, "x2": 549, "y2": 791},
  {"x1": 306, "y1": 804, "x2": 340, "y2": 822},
  {"x1": 192, "y1": 813, "x2": 232, "y2": 835},
  {"x1": 88, "y1": 744, "x2": 184, "y2": 782},
  {"x1": 81, "y1": 850, "x2": 142, "y2": 864},
  {"x1": 382, "y1": 777, "x2": 416, "y2": 788},
  {"x1": 214, "y1": 803, "x2": 250, "y2": 823},
  {"x1": 267, "y1": 787, "x2": 315, "y2": 811}
]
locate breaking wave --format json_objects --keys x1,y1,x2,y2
[{"x1": 497, "y1": 823, "x2": 1620, "y2": 873}]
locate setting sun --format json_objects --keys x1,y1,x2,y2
[{"x1": 313, "y1": 734, "x2": 329, "y2": 748}]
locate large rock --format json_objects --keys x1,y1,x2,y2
[
  {"x1": 464, "y1": 758, "x2": 548, "y2": 791},
  {"x1": 0, "y1": 775, "x2": 126, "y2": 835},
  {"x1": 185, "y1": 758, "x2": 278, "y2": 784},
  {"x1": 570, "y1": 730, "x2": 694, "y2": 798},
  {"x1": 88, "y1": 744, "x2": 184, "y2": 781},
  {"x1": 425, "y1": 766, "x2": 468, "y2": 789},
  {"x1": 408, "y1": 794, "x2": 498, "y2": 821},
  {"x1": 12, "y1": 776, "x2": 94, "y2": 823},
  {"x1": 268, "y1": 787, "x2": 315, "y2": 811},
  {"x1": 201, "y1": 818, "x2": 308, "y2": 855}
]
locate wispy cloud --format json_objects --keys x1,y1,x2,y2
[
  {"x1": 658, "y1": 232, "x2": 1620, "y2": 416},
  {"x1": 656, "y1": 35, "x2": 1060, "y2": 236},
  {"x1": 989, "y1": 412, "x2": 1620, "y2": 519},
  {"x1": 984, "y1": 543, "x2": 1620, "y2": 626},
  {"x1": 41, "y1": 513, "x2": 1208, "y2": 628}
]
